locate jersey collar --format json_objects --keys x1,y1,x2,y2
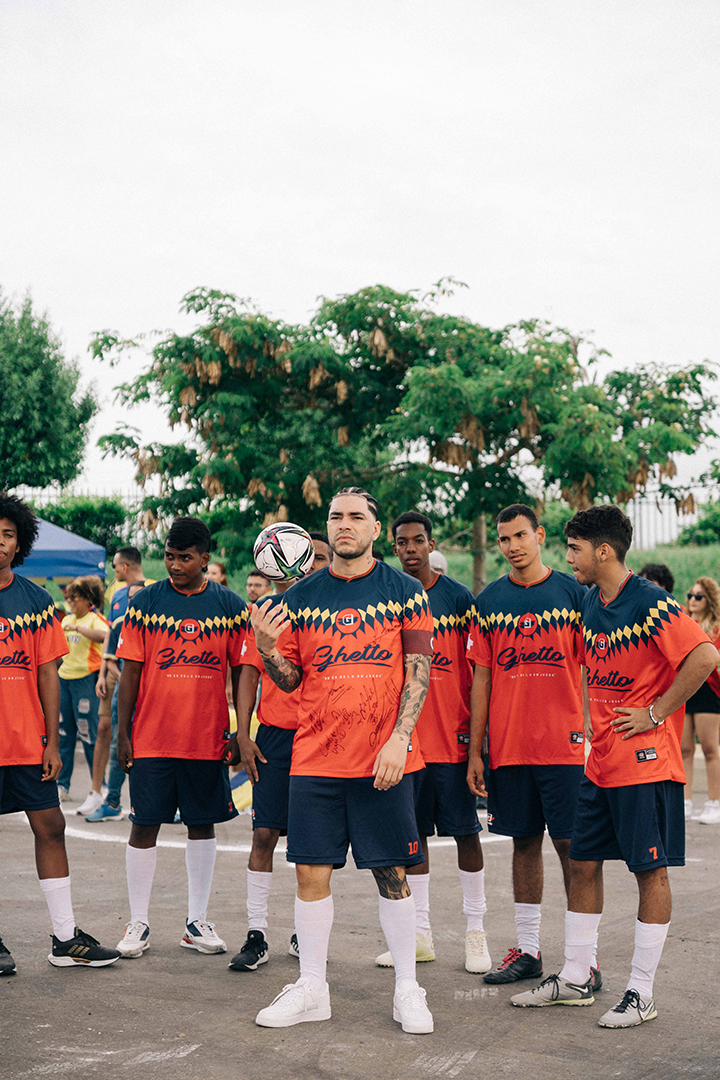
[
  {"x1": 329, "y1": 559, "x2": 376, "y2": 582},
  {"x1": 169, "y1": 577, "x2": 209, "y2": 597},
  {"x1": 0, "y1": 572, "x2": 14, "y2": 592},
  {"x1": 508, "y1": 567, "x2": 552, "y2": 589}
]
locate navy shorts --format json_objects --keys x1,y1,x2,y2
[
  {"x1": 0, "y1": 764, "x2": 60, "y2": 815},
  {"x1": 487, "y1": 764, "x2": 584, "y2": 839},
  {"x1": 413, "y1": 762, "x2": 482, "y2": 837},
  {"x1": 287, "y1": 772, "x2": 425, "y2": 870},
  {"x1": 569, "y1": 776, "x2": 685, "y2": 873},
  {"x1": 129, "y1": 759, "x2": 238, "y2": 826},
  {"x1": 251, "y1": 724, "x2": 296, "y2": 834}
]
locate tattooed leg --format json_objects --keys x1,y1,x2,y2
[{"x1": 372, "y1": 865, "x2": 412, "y2": 900}]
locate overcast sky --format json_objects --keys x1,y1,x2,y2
[{"x1": 1, "y1": 0, "x2": 718, "y2": 492}]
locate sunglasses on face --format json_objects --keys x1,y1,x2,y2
[{"x1": 687, "y1": 592, "x2": 706, "y2": 601}]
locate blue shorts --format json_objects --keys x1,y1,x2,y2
[
  {"x1": 413, "y1": 762, "x2": 482, "y2": 837},
  {"x1": 252, "y1": 724, "x2": 296, "y2": 834},
  {"x1": 569, "y1": 776, "x2": 685, "y2": 873},
  {"x1": 129, "y1": 759, "x2": 238, "y2": 826},
  {"x1": 487, "y1": 764, "x2": 584, "y2": 839},
  {"x1": 287, "y1": 773, "x2": 425, "y2": 870},
  {"x1": 0, "y1": 764, "x2": 60, "y2": 815}
]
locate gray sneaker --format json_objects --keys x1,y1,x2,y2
[
  {"x1": 511, "y1": 973, "x2": 594, "y2": 1007},
  {"x1": 598, "y1": 989, "x2": 657, "y2": 1028}
]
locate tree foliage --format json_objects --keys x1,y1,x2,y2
[
  {"x1": 93, "y1": 285, "x2": 717, "y2": 585},
  {"x1": 0, "y1": 293, "x2": 96, "y2": 488},
  {"x1": 33, "y1": 495, "x2": 134, "y2": 555}
]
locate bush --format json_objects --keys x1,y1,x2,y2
[
  {"x1": 34, "y1": 496, "x2": 134, "y2": 555},
  {"x1": 676, "y1": 501, "x2": 720, "y2": 546}
]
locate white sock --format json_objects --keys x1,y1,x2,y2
[
  {"x1": 515, "y1": 902, "x2": 542, "y2": 955},
  {"x1": 247, "y1": 869, "x2": 273, "y2": 932},
  {"x1": 627, "y1": 919, "x2": 670, "y2": 999},
  {"x1": 560, "y1": 910, "x2": 602, "y2": 984},
  {"x1": 186, "y1": 838, "x2": 217, "y2": 924},
  {"x1": 126, "y1": 844, "x2": 157, "y2": 925},
  {"x1": 296, "y1": 894, "x2": 333, "y2": 991},
  {"x1": 459, "y1": 868, "x2": 487, "y2": 932},
  {"x1": 39, "y1": 877, "x2": 76, "y2": 941},
  {"x1": 408, "y1": 873, "x2": 430, "y2": 933},
  {"x1": 378, "y1": 894, "x2": 417, "y2": 988}
]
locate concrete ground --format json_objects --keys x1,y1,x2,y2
[{"x1": 1, "y1": 748, "x2": 719, "y2": 1080}]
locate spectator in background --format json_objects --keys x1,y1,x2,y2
[
  {"x1": 639, "y1": 564, "x2": 675, "y2": 595},
  {"x1": 682, "y1": 576, "x2": 720, "y2": 824},
  {"x1": 207, "y1": 562, "x2": 228, "y2": 586},
  {"x1": 57, "y1": 576, "x2": 108, "y2": 811},
  {"x1": 429, "y1": 550, "x2": 448, "y2": 576},
  {"x1": 246, "y1": 570, "x2": 273, "y2": 604},
  {"x1": 107, "y1": 546, "x2": 150, "y2": 622}
]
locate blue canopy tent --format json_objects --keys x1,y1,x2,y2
[{"x1": 14, "y1": 519, "x2": 106, "y2": 582}]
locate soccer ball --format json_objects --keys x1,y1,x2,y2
[{"x1": 253, "y1": 523, "x2": 315, "y2": 581}]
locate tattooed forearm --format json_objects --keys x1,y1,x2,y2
[
  {"x1": 260, "y1": 650, "x2": 303, "y2": 693},
  {"x1": 371, "y1": 865, "x2": 412, "y2": 899},
  {"x1": 393, "y1": 653, "x2": 431, "y2": 743}
]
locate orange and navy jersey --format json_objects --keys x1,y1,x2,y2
[
  {"x1": 0, "y1": 575, "x2": 69, "y2": 766},
  {"x1": 468, "y1": 569, "x2": 586, "y2": 767},
  {"x1": 117, "y1": 578, "x2": 256, "y2": 760},
  {"x1": 583, "y1": 574, "x2": 710, "y2": 788},
  {"x1": 415, "y1": 573, "x2": 475, "y2": 763},
  {"x1": 704, "y1": 630, "x2": 720, "y2": 697},
  {"x1": 280, "y1": 560, "x2": 433, "y2": 778},
  {"x1": 253, "y1": 595, "x2": 301, "y2": 731}
]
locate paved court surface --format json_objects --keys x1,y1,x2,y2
[{"x1": 2, "y1": 750, "x2": 719, "y2": 1080}]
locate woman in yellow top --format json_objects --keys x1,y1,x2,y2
[{"x1": 57, "y1": 576, "x2": 109, "y2": 812}]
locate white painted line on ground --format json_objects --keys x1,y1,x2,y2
[{"x1": 125, "y1": 1045, "x2": 200, "y2": 1065}]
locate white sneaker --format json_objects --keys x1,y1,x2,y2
[
  {"x1": 684, "y1": 798, "x2": 693, "y2": 820},
  {"x1": 376, "y1": 930, "x2": 435, "y2": 966},
  {"x1": 598, "y1": 988, "x2": 657, "y2": 1027},
  {"x1": 511, "y1": 973, "x2": 594, "y2": 1007},
  {"x1": 75, "y1": 791, "x2": 103, "y2": 816},
  {"x1": 255, "y1": 978, "x2": 332, "y2": 1027},
  {"x1": 465, "y1": 929, "x2": 492, "y2": 973},
  {"x1": 698, "y1": 799, "x2": 720, "y2": 825},
  {"x1": 393, "y1": 981, "x2": 434, "y2": 1034},
  {"x1": 117, "y1": 921, "x2": 150, "y2": 957},
  {"x1": 180, "y1": 919, "x2": 227, "y2": 954}
]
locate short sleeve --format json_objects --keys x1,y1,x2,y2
[
  {"x1": 117, "y1": 602, "x2": 146, "y2": 663},
  {"x1": 279, "y1": 601, "x2": 303, "y2": 667},
  {"x1": 467, "y1": 594, "x2": 492, "y2": 667},
  {"x1": 37, "y1": 606, "x2": 70, "y2": 665},
  {"x1": 400, "y1": 586, "x2": 433, "y2": 655},
  {"x1": 653, "y1": 605, "x2": 713, "y2": 670}
]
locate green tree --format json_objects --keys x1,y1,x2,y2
[
  {"x1": 0, "y1": 293, "x2": 96, "y2": 487},
  {"x1": 34, "y1": 495, "x2": 134, "y2": 555},
  {"x1": 94, "y1": 286, "x2": 717, "y2": 586}
]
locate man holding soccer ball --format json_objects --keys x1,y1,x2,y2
[{"x1": 250, "y1": 488, "x2": 436, "y2": 1034}]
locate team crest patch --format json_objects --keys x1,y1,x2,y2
[
  {"x1": 335, "y1": 608, "x2": 361, "y2": 635},
  {"x1": 178, "y1": 618, "x2": 202, "y2": 641},
  {"x1": 594, "y1": 633, "x2": 609, "y2": 656},
  {"x1": 0, "y1": 618, "x2": 11, "y2": 641},
  {"x1": 457, "y1": 733, "x2": 470, "y2": 745},
  {"x1": 570, "y1": 731, "x2": 583, "y2": 744},
  {"x1": 518, "y1": 613, "x2": 538, "y2": 637},
  {"x1": 635, "y1": 747, "x2": 658, "y2": 762}
]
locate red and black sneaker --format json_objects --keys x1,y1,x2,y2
[{"x1": 483, "y1": 946, "x2": 543, "y2": 984}]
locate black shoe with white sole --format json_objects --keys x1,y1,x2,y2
[
  {"x1": 229, "y1": 930, "x2": 269, "y2": 971},
  {"x1": 48, "y1": 928, "x2": 121, "y2": 967},
  {"x1": 0, "y1": 938, "x2": 17, "y2": 975}
]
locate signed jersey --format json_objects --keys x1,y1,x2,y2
[
  {"x1": 255, "y1": 594, "x2": 302, "y2": 731},
  {"x1": 117, "y1": 578, "x2": 255, "y2": 759},
  {"x1": 0, "y1": 574, "x2": 69, "y2": 765},
  {"x1": 415, "y1": 572, "x2": 475, "y2": 763},
  {"x1": 280, "y1": 560, "x2": 433, "y2": 778},
  {"x1": 468, "y1": 569, "x2": 586, "y2": 767},
  {"x1": 583, "y1": 574, "x2": 708, "y2": 788}
]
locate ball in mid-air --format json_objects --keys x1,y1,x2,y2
[{"x1": 253, "y1": 523, "x2": 315, "y2": 581}]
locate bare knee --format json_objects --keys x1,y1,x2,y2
[
  {"x1": 252, "y1": 828, "x2": 280, "y2": 855},
  {"x1": 569, "y1": 858, "x2": 601, "y2": 885},
  {"x1": 295, "y1": 863, "x2": 332, "y2": 901},
  {"x1": 28, "y1": 807, "x2": 66, "y2": 844},
  {"x1": 514, "y1": 834, "x2": 544, "y2": 858}
]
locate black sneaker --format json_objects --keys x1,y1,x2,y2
[
  {"x1": 483, "y1": 947, "x2": 543, "y2": 984},
  {"x1": 591, "y1": 965, "x2": 602, "y2": 992},
  {"x1": 288, "y1": 933, "x2": 300, "y2": 959},
  {"x1": 228, "y1": 930, "x2": 269, "y2": 972},
  {"x1": 48, "y1": 928, "x2": 121, "y2": 967},
  {"x1": 0, "y1": 938, "x2": 17, "y2": 976}
]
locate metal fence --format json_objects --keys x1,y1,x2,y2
[{"x1": 625, "y1": 485, "x2": 717, "y2": 550}]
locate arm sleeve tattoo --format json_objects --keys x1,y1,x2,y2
[
  {"x1": 259, "y1": 650, "x2": 303, "y2": 693},
  {"x1": 393, "y1": 652, "x2": 431, "y2": 744}
]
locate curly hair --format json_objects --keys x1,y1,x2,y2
[
  {"x1": 0, "y1": 492, "x2": 39, "y2": 567},
  {"x1": 692, "y1": 576, "x2": 720, "y2": 639},
  {"x1": 65, "y1": 575, "x2": 105, "y2": 610}
]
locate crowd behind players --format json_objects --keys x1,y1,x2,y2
[{"x1": 1, "y1": 489, "x2": 719, "y2": 1038}]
